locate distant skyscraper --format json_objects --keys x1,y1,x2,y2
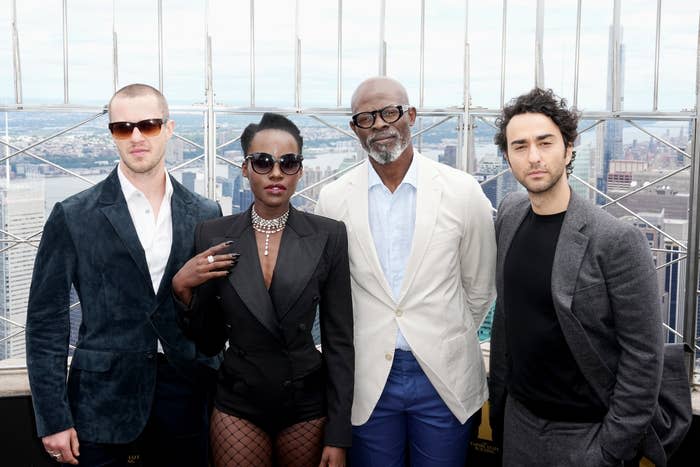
[
  {"x1": 597, "y1": 25, "x2": 625, "y2": 204},
  {"x1": 0, "y1": 181, "x2": 45, "y2": 360}
]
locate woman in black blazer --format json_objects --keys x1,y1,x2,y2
[{"x1": 173, "y1": 113, "x2": 354, "y2": 467}]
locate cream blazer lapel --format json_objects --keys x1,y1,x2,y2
[
  {"x1": 397, "y1": 154, "x2": 442, "y2": 303},
  {"x1": 345, "y1": 161, "x2": 396, "y2": 308}
]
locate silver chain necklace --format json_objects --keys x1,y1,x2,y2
[{"x1": 251, "y1": 206, "x2": 289, "y2": 256}]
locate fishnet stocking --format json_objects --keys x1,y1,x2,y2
[
  {"x1": 210, "y1": 408, "x2": 273, "y2": 467},
  {"x1": 275, "y1": 417, "x2": 326, "y2": 467}
]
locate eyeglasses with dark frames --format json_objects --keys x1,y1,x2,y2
[
  {"x1": 108, "y1": 118, "x2": 168, "y2": 140},
  {"x1": 245, "y1": 152, "x2": 304, "y2": 175},
  {"x1": 351, "y1": 104, "x2": 412, "y2": 129}
]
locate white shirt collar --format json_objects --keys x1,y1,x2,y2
[
  {"x1": 367, "y1": 154, "x2": 418, "y2": 190},
  {"x1": 117, "y1": 163, "x2": 173, "y2": 201}
]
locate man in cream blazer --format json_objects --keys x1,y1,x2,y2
[{"x1": 316, "y1": 76, "x2": 496, "y2": 466}]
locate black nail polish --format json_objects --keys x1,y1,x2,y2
[{"x1": 224, "y1": 240, "x2": 233, "y2": 245}]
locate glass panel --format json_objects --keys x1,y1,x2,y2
[
  {"x1": 210, "y1": 0, "x2": 251, "y2": 107},
  {"x1": 163, "y1": 0, "x2": 205, "y2": 104},
  {"x1": 254, "y1": 0, "x2": 294, "y2": 107},
  {"x1": 468, "y1": 2, "x2": 504, "y2": 108},
  {"x1": 658, "y1": 0, "x2": 699, "y2": 111},
  {"x1": 166, "y1": 111, "x2": 206, "y2": 174},
  {"x1": 503, "y1": 1, "x2": 536, "y2": 104},
  {"x1": 424, "y1": 0, "x2": 466, "y2": 108},
  {"x1": 621, "y1": 0, "x2": 656, "y2": 111},
  {"x1": 67, "y1": 0, "x2": 113, "y2": 105},
  {"x1": 299, "y1": 0, "x2": 338, "y2": 107},
  {"x1": 0, "y1": 6, "x2": 14, "y2": 104},
  {"x1": 413, "y1": 116, "x2": 460, "y2": 169},
  {"x1": 577, "y1": 0, "x2": 613, "y2": 111},
  {"x1": 114, "y1": 0, "x2": 159, "y2": 89},
  {"x1": 472, "y1": 115, "x2": 520, "y2": 209},
  {"x1": 542, "y1": 0, "x2": 578, "y2": 106},
  {"x1": 385, "y1": 0, "x2": 421, "y2": 106},
  {"x1": 16, "y1": 0, "x2": 63, "y2": 103},
  {"x1": 342, "y1": 0, "x2": 381, "y2": 107}
]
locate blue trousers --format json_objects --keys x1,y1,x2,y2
[{"x1": 350, "y1": 350, "x2": 477, "y2": 467}]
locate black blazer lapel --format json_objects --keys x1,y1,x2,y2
[
  {"x1": 155, "y1": 178, "x2": 196, "y2": 302},
  {"x1": 225, "y1": 209, "x2": 283, "y2": 342},
  {"x1": 98, "y1": 170, "x2": 152, "y2": 289},
  {"x1": 269, "y1": 208, "x2": 327, "y2": 321}
]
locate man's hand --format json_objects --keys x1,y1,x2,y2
[
  {"x1": 43, "y1": 428, "x2": 79, "y2": 465},
  {"x1": 318, "y1": 446, "x2": 345, "y2": 467},
  {"x1": 172, "y1": 241, "x2": 238, "y2": 305}
]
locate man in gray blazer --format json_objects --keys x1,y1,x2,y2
[
  {"x1": 26, "y1": 84, "x2": 221, "y2": 466},
  {"x1": 488, "y1": 88, "x2": 663, "y2": 466}
]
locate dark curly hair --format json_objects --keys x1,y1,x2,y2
[
  {"x1": 494, "y1": 88, "x2": 579, "y2": 175},
  {"x1": 240, "y1": 113, "x2": 303, "y2": 155}
]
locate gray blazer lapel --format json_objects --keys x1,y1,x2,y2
[
  {"x1": 225, "y1": 210, "x2": 283, "y2": 342},
  {"x1": 550, "y1": 192, "x2": 615, "y2": 400},
  {"x1": 98, "y1": 170, "x2": 152, "y2": 289},
  {"x1": 496, "y1": 194, "x2": 530, "y2": 290},
  {"x1": 270, "y1": 208, "x2": 327, "y2": 321}
]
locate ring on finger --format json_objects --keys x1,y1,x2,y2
[{"x1": 207, "y1": 255, "x2": 215, "y2": 264}]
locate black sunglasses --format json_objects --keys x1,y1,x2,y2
[
  {"x1": 108, "y1": 118, "x2": 167, "y2": 140},
  {"x1": 351, "y1": 104, "x2": 412, "y2": 129},
  {"x1": 245, "y1": 152, "x2": 304, "y2": 175}
]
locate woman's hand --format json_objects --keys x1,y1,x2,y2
[
  {"x1": 172, "y1": 241, "x2": 239, "y2": 305},
  {"x1": 318, "y1": 446, "x2": 345, "y2": 467}
]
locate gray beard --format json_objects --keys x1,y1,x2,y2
[{"x1": 367, "y1": 138, "x2": 408, "y2": 165}]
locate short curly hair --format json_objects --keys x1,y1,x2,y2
[
  {"x1": 494, "y1": 88, "x2": 579, "y2": 175},
  {"x1": 240, "y1": 113, "x2": 303, "y2": 155}
]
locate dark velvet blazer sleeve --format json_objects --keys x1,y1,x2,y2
[
  {"x1": 319, "y1": 220, "x2": 354, "y2": 448},
  {"x1": 25, "y1": 203, "x2": 77, "y2": 437},
  {"x1": 176, "y1": 222, "x2": 228, "y2": 357}
]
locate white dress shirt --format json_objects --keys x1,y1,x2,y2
[
  {"x1": 117, "y1": 164, "x2": 174, "y2": 294},
  {"x1": 368, "y1": 158, "x2": 417, "y2": 351}
]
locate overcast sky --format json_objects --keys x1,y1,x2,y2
[{"x1": 0, "y1": 0, "x2": 698, "y2": 111}]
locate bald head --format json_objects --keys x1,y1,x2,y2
[
  {"x1": 108, "y1": 83, "x2": 169, "y2": 121},
  {"x1": 350, "y1": 77, "x2": 410, "y2": 113}
]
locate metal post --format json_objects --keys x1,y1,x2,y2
[
  {"x1": 379, "y1": 0, "x2": 386, "y2": 76},
  {"x1": 499, "y1": 0, "x2": 507, "y2": 108},
  {"x1": 295, "y1": 0, "x2": 301, "y2": 109},
  {"x1": 204, "y1": 35, "x2": 217, "y2": 199},
  {"x1": 11, "y1": 0, "x2": 22, "y2": 105},
  {"x1": 337, "y1": 0, "x2": 343, "y2": 107},
  {"x1": 419, "y1": 0, "x2": 425, "y2": 108},
  {"x1": 611, "y1": 0, "x2": 621, "y2": 113},
  {"x1": 250, "y1": 0, "x2": 255, "y2": 107},
  {"x1": 460, "y1": 0, "x2": 471, "y2": 172},
  {"x1": 682, "y1": 14, "x2": 700, "y2": 381},
  {"x1": 653, "y1": 0, "x2": 662, "y2": 111},
  {"x1": 535, "y1": 0, "x2": 545, "y2": 88},
  {"x1": 157, "y1": 0, "x2": 163, "y2": 92},
  {"x1": 62, "y1": 0, "x2": 69, "y2": 104},
  {"x1": 112, "y1": 0, "x2": 118, "y2": 94},
  {"x1": 573, "y1": 0, "x2": 582, "y2": 108}
]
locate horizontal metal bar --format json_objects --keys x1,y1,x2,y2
[
  {"x1": 169, "y1": 154, "x2": 205, "y2": 172},
  {"x1": 578, "y1": 119, "x2": 605, "y2": 135},
  {"x1": 0, "y1": 328, "x2": 24, "y2": 343},
  {"x1": 656, "y1": 254, "x2": 687, "y2": 270},
  {"x1": 602, "y1": 164, "x2": 691, "y2": 208},
  {"x1": 216, "y1": 134, "x2": 243, "y2": 151},
  {"x1": 412, "y1": 116, "x2": 455, "y2": 139},
  {"x1": 625, "y1": 119, "x2": 692, "y2": 159},
  {"x1": 571, "y1": 174, "x2": 686, "y2": 249},
  {"x1": 308, "y1": 114, "x2": 357, "y2": 139},
  {"x1": 215, "y1": 155, "x2": 243, "y2": 169},
  {"x1": 172, "y1": 133, "x2": 204, "y2": 150},
  {"x1": 0, "y1": 139, "x2": 98, "y2": 185},
  {"x1": 663, "y1": 323, "x2": 700, "y2": 352}
]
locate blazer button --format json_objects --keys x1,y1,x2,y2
[
  {"x1": 146, "y1": 352, "x2": 155, "y2": 360},
  {"x1": 395, "y1": 309, "x2": 403, "y2": 317},
  {"x1": 385, "y1": 352, "x2": 393, "y2": 361},
  {"x1": 298, "y1": 323, "x2": 307, "y2": 331},
  {"x1": 283, "y1": 380, "x2": 292, "y2": 388}
]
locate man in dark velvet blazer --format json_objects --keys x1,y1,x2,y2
[{"x1": 25, "y1": 84, "x2": 221, "y2": 466}]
